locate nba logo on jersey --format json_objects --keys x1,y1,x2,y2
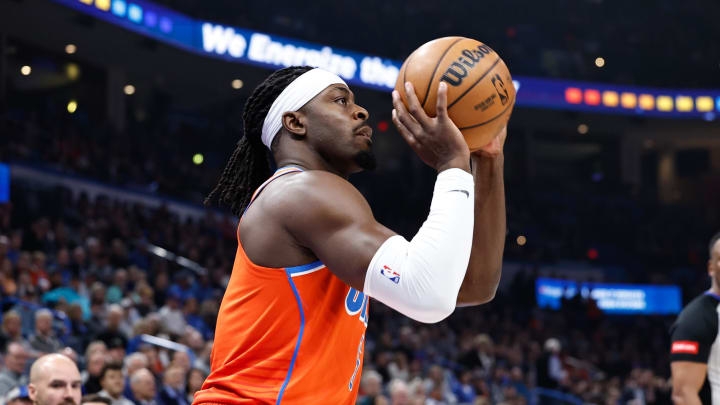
[{"x1": 380, "y1": 265, "x2": 400, "y2": 284}]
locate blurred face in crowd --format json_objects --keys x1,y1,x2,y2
[
  {"x1": 155, "y1": 273, "x2": 169, "y2": 289},
  {"x1": 183, "y1": 298, "x2": 198, "y2": 315},
  {"x1": 108, "y1": 347, "x2": 125, "y2": 364},
  {"x1": 33, "y1": 252, "x2": 47, "y2": 269},
  {"x1": 85, "y1": 342, "x2": 107, "y2": 360},
  {"x1": 510, "y1": 366, "x2": 524, "y2": 383},
  {"x1": 35, "y1": 313, "x2": 53, "y2": 336},
  {"x1": 130, "y1": 369, "x2": 156, "y2": 401},
  {"x1": 186, "y1": 369, "x2": 205, "y2": 394},
  {"x1": 5, "y1": 342, "x2": 29, "y2": 374},
  {"x1": 100, "y1": 369, "x2": 125, "y2": 397},
  {"x1": 3, "y1": 312, "x2": 22, "y2": 337},
  {"x1": 87, "y1": 353, "x2": 106, "y2": 376},
  {"x1": 72, "y1": 247, "x2": 86, "y2": 265},
  {"x1": 125, "y1": 355, "x2": 148, "y2": 377},
  {"x1": 184, "y1": 329, "x2": 204, "y2": 352},
  {"x1": 360, "y1": 374, "x2": 381, "y2": 397},
  {"x1": 428, "y1": 365, "x2": 443, "y2": 384},
  {"x1": 17, "y1": 253, "x2": 31, "y2": 272},
  {"x1": 140, "y1": 347, "x2": 159, "y2": 370},
  {"x1": 390, "y1": 382, "x2": 409, "y2": 405},
  {"x1": 29, "y1": 354, "x2": 82, "y2": 405},
  {"x1": 107, "y1": 307, "x2": 124, "y2": 330},
  {"x1": 113, "y1": 270, "x2": 127, "y2": 288},
  {"x1": 1, "y1": 258, "x2": 11, "y2": 274},
  {"x1": 57, "y1": 249, "x2": 70, "y2": 267},
  {"x1": 170, "y1": 352, "x2": 190, "y2": 372},
  {"x1": 163, "y1": 367, "x2": 185, "y2": 390},
  {"x1": 0, "y1": 235, "x2": 8, "y2": 256}
]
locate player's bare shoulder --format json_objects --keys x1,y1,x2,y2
[{"x1": 261, "y1": 170, "x2": 374, "y2": 230}]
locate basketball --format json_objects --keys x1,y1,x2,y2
[{"x1": 395, "y1": 37, "x2": 516, "y2": 151}]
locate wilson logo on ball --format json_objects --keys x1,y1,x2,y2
[{"x1": 440, "y1": 44, "x2": 493, "y2": 86}]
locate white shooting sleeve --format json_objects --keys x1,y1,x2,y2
[{"x1": 363, "y1": 168, "x2": 474, "y2": 323}]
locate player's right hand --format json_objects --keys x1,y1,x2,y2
[{"x1": 391, "y1": 82, "x2": 471, "y2": 173}]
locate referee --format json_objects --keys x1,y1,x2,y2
[{"x1": 670, "y1": 231, "x2": 720, "y2": 404}]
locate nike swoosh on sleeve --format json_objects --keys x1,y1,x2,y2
[{"x1": 449, "y1": 189, "x2": 470, "y2": 198}]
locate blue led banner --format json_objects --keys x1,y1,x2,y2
[
  {"x1": 536, "y1": 277, "x2": 682, "y2": 315},
  {"x1": 0, "y1": 163, "x2": 9, "y2": 203},
  {"x1": 53, "y1": 0, "x2": 720, "y2": 119}
]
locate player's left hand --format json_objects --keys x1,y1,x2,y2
[{"x1": 473, "y1": 124, "x2": 507, "y2": 157}]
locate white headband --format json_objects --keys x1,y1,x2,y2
[{"x1": 261, "y1": 68, "x2": 347, "y2": 149}]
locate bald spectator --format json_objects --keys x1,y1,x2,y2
[
  {"x1": 158, "y1": 367, "x2": 187, "y2": 405},
  {"x1": 389, "y1": 379, "x2": 411, "y2": 405},
  {"x1": 28, "y1": 354, "x2": 82, "y2": 405},
  {"x1": 97, "y1": 363, "x2": 133, "y2": 405},
  {"x1": 129, "y1": 369, "x2": 156, "y2": 405},
  {"x1": 0, "y1": 342, "x2": 29, "y2": 397},
  {"x1": 28, "y1": 310, "x2": 61, "y2": 354}
]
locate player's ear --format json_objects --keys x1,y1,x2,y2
[{"x1": 282, "y1": 111, "x2": 306, "y2": 137}]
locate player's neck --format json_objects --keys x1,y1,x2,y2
[
  {"x1": 274, "y1": 148, "x2": 351, "y2": 178},
  {"x1": 275, "y1": 157, "x2": 347, "y2": 178},
  {"x1": 273, "y1": 133, "x2": 356, "y2": 178},
  {"x1": 710, "y1": 278, "x2": 720, "y2": 296}
]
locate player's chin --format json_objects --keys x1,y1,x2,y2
[{"x1": 353, "y1": 149, "x2": 377, "y2": 171}]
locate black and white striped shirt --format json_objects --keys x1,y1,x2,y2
[{"x1": 670, "y1": 291, "x2": 720, "y2": 404}]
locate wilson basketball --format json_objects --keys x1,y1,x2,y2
[{"x1": 395, "y1": 37, "x2": 516, "y2": 151}]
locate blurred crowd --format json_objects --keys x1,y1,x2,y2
[
  {"x1": 0, "y1": 181, "x2": 234, "y2": 405},
  {"x1": 356, "y1": 272, "x2": 674, "y2": 405},
  {"x1": 2, "y1": 110, "x2": 716, "y2": 289},
  {"x1": 0, "y1": 179, "x2": 684, "y2": 405}
]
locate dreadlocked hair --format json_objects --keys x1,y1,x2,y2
[{"x1": 205, "y1": 66, "x2": 314, "y2": 217}]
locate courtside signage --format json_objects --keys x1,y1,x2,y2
[
  {"x1": 536, "y1": 277, "x2": 682, "y2": 315},
  {"x1": 0, "y1": 163, "x2": 9, "y2": 203}
]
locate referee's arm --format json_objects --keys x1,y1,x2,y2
[
  {"x1": 669, "y1": 295, "x2": 718, "y2": 405},
  {"x1": 671, "y1": 361, "x2": 706, "y2": 405}
]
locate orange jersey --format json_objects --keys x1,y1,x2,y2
[{"x1": 194, "y1": 167, "x2": 369, "y2": 405}]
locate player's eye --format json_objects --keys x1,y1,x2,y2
[{"x1": 335, "y1": 97, "x2": 347, "y2": 105}]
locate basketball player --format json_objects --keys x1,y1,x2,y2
[
  {"x1": 670, "y1": 231, "x2": 720, "y2": 404},
  {"x1": 194, "y1": 66, "x2": 506, "y2": 404}
]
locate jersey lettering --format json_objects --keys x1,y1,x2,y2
[{"x1": 345, "y1": 288, "x2": 369, "y2": 326}]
